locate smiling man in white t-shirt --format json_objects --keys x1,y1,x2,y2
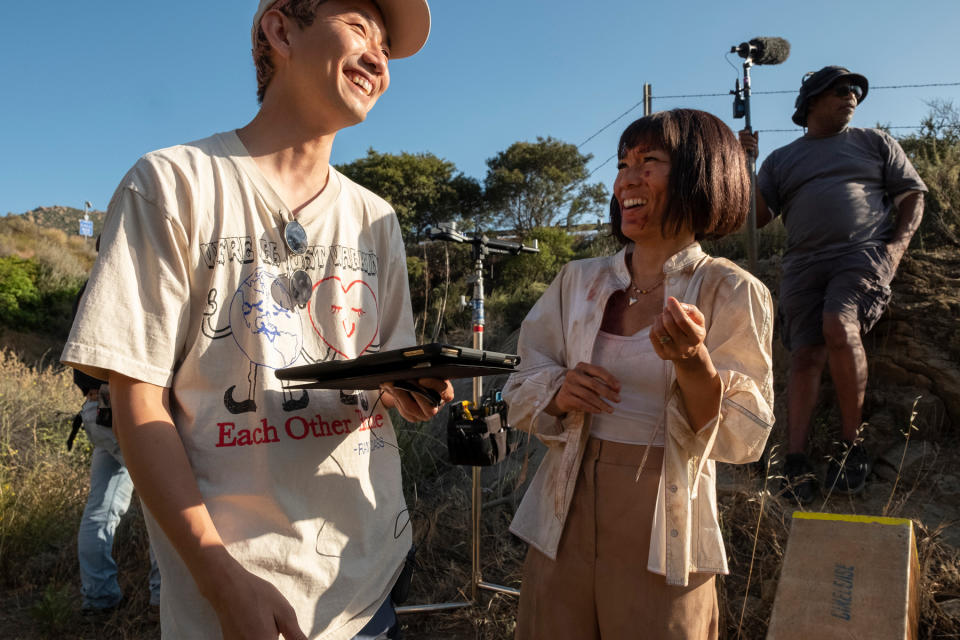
[{"x1": 62, "y1": 2, "x2": 452, "y2": 638}]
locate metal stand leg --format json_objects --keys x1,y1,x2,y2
[
  {"x1": 398, "y1": 227, "x2": 535, "y2": 614},
  {"x1": 471, "y1": 304, "x2": 520, "y2": 599}
]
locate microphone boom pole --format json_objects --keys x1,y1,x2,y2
[
  {"x1": 742, "y1": 57, "x2": 758, "y2": 272},
  {"x1": 730, "y1": 36, "x2": 790, "y2": 273}
]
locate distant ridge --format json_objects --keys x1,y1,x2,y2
[{"x1": 6, "y1": 206, "x2": 107, "y2": 237}]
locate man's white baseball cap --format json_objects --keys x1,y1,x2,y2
[{"x1": 252, "y1": 0, "x2": 431, "y2": 59}]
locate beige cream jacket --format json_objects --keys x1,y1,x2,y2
[{"x1": 503, "y1": 243, "x2": 774, "y2": 586}]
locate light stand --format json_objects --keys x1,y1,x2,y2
[{"x1": 396, "y1": 224, "x2": 538, "y2": 613}]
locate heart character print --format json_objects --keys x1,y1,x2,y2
[{"x1": 308, "y1": 276, "x2": 379, "y2": 359}]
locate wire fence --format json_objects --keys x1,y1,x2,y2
[{"x1": 579, "y1": 81, "x2": 960, "y2": 173}]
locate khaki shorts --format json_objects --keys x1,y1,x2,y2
[{"x1": 779, "y1": 245, "x2": 894, "y2": 351}]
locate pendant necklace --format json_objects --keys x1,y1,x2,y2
[{"x1": 627, "y1": 277, "x2": 664, "y2": 306}]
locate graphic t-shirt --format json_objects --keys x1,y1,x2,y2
[{"x1": 62, "y1": 131, "x2": 415, "y2": 640}]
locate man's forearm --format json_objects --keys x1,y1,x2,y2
[
  {"x1": 888, "y1": 191, "x2": 925, "y2": 262},
  {"x1": 109, "y1": 373, "x2": 237, "y2": 601},
  {"x1": 754, "y1": 188, "x2": 773, "y2": 228}
]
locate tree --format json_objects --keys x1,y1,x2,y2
[
  {"x1": 336, "y1": 149, "x2": 482, "y2": 242},
  {"x1": 495, "y1": 226, "x2": 575, "y2": 287},
  {"x1": 483, "y1": 137, "x2": 608, "y2": 236}
]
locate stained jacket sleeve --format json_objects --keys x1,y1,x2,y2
[
  {"x1": 502, "y1": 264, "x2": 575, "y2": 441},
  {"x1": 666, "y1": 268, "x2": 774, "y2": 486}
]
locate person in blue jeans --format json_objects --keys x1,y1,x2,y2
[{"x1": 73, "y1": 287, "x2": 161, "y2": 613}]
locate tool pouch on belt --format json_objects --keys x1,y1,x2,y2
[
  {"x1": 446, "y1": 394, "x2": 518, "y2": 466},
  {"x1": 95, "y1": 383, "x2": 113, "y2": 428},
  {"x1": 390, "y1": 545, "x2": 418, "y2": 605},
  {"x1": 66, "y1": 412, "x2": 83, "y2": 451}
]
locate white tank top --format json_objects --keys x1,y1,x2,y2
[{"x1": 588, "y1": 328, "x2": 667, "y2": 446}]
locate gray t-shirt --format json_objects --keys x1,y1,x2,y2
[{"x1": 757, "y1": 127, "x2": 926, "y2": 269}]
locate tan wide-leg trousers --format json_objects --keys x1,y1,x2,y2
[{"x1": 515, "y1": 438, "x2": 719, "y2": 639}]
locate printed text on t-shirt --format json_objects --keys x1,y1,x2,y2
[
  {"x1": 199, "y1": 237, "x2": 378, "y2": 276},
  {"x1": 216, "y1": 409, "x2": 385, "y2": 448}
]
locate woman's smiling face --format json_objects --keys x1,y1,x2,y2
[{"x1": 613, "y1": 145, "x2": 672, "y2": 243}]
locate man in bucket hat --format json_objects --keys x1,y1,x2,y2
[
  {"x1": 740, "y1": 66, "x2": 926, "y2": 504},
  {"x1": 63, "y1": 1, "x2": 451, "y2": 638}
]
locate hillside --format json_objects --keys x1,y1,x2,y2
[
  {"x1": 0, "y1": 210, "x2": 958, "y2": 638},
  {"x1": 5, "y1": 206, "x2": 106, "y2": 238},
  {"x1": 0, "y1": 210, "x2": 99, "y2": 353}
]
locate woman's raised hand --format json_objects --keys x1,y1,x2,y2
[
  {"x1": 650, "y1": 296, "x2": 707, "y2": 363},
  {"x1": 547, "y1": 362, "x2": 621, "y2": 416},
  {"x1": 650, "y1": 296, "x2": 722, "y2": 431}
]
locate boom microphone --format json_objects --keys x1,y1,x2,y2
[
  {"x1": 731, "y1": 36, "x2": 791, "y2": 65},
  {"x1": 728, "y1": 36, "x2": 788, "y2": 271}
]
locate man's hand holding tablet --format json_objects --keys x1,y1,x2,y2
[{"x1": 380, "y1": 378, "x2": 454, "y2": 421}]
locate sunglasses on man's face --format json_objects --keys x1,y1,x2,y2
[{"x1": 833, "y1": 84, "x2": 864, "y2": 100}]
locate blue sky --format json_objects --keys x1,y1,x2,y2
[{"x1": 2, "y1": 0, "x2": 959, "y2": 216}]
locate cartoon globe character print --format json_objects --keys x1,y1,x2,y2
[{"x1": 203, "y1": 268, "x2": 309, "y2": 413}]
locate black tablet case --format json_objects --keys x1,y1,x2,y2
[{"x1": 275, "y1": 343, "x2": 519, "y2": 390}]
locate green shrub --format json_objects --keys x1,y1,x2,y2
[
  {"x1": 495, "y1": 227, "x2": 575, "y2": 287},
  {"x1": 0, "y1": 256, "x2": 42, "y2": 326},
  {"x1": 33, "y1": 241, "x2": 88, "y2": 295},
  {"x1": 896, "y1": 100, "x2": 960, "y2": 247},
  {"x1": 407, "y1": 243, "x2": 475, "y2": 343},
  {"x1": 0, "y1": 251, "x2": 84, "y2": 335},
  {"x1": 573, "y1": 227, "x2": 620, "y2": 260},
  {"x1": 29, "y1": 582, "x2": 77, "y2": 635},
  {"x1": 484, "y1": 281, "x2": 550, "y2": 343}
]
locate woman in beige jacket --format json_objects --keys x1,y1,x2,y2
[{"x1": 504, "y1": 109, "x2": 774, "y2": 639}]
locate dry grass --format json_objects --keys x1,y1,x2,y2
[
  {"x1": 0, "y1": 348, "x2": 87, "y2": 636},
  {"x1": 0, "y1": 348, "x2": 87, "y2": 578},
  {"x1": 0, "y1": 349, "x2": 157, "y2": 639},
  {"x1": 0, "y1": 216, "x2": 95, "y2": 270},
  {"x1": 393, "y1": 415, "x2": 527, "y2": 639},
  {"x1": 1, "y1": 345, "x2": 958, "y2": 638},
  {"x1": 390, "y1": 409, "x2": 960, "y2": 639}
]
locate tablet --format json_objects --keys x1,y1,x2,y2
[{"x1": 275, "y1": 343, "x2": 520, "y2": 390}]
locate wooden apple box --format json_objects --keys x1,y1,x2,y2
[{"x1": 767, "y1": 512, "x2": 920, "y2": 640}]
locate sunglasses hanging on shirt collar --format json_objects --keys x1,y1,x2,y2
[{"x1": 274, "y1": 217, "x2": 313, "y2": 310}]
